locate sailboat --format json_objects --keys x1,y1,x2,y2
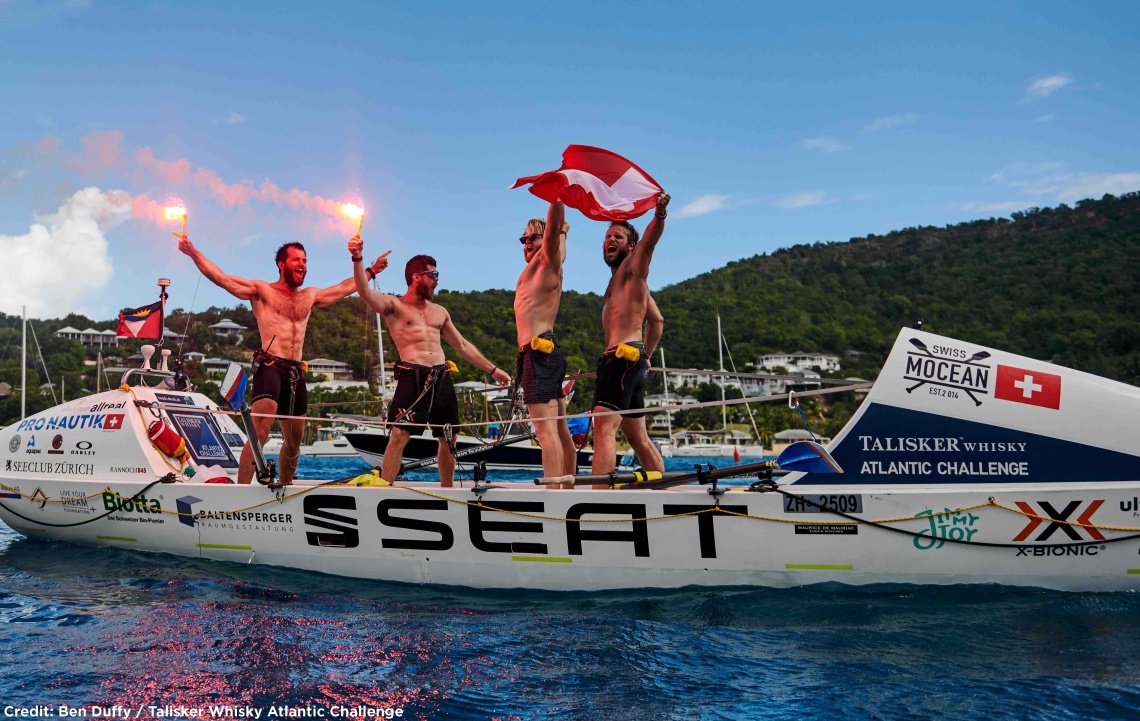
[{"x1": 668, "y1": 314, "x2": 769, "y2": 458}]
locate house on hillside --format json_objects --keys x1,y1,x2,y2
[
  {"x1": 55, "y1": 327, "x2": 119, "y2": 347},
  {"x1": 307, "y1": 358, "x2": 353, "y2": 381},
  {"x1": 209, "y1": 319, "x2": 246, "y2": 341},
  {"x1": 756, "y1": 351, "x2": 840, "y2": 373}
]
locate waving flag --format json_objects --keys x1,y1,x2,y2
[
  {"x1": 512, "y1": 145, "x2": 663, "y2": 221},
  {"x1": 116, "y1": 300, "x2": 163, "y2": 339}
]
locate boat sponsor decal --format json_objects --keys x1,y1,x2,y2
[
  {"x1": 1012, "y1": 500, "x2": 1104, "y2": 542},
  {"x1": 1015, "y1": 544, "x2": 1103, "y2": 558},
  {"x1": 25, "y1": 436, "x2": 39, "y2": 454},
  {"x1": 0, "y1": 484, "x2": 20, "y2": 499},
  {"x1": 30, "y1": 487, "x2": 47, "y2": 509},
  {"x1": 166, "y1": 412, "x2": 238, "y2": 468},
  {"x1": 1120, "y1": 497, "x2": 1140, "y2": 517},
  {"x1": 13, "y1": 413, "x2": 125, "y2": 433},
  {"x1": 5, "y1": 460, "x2": 95, "y2": 476},
  {"x1": 794, "y1": 523, "x2": 857, "y2": 535},
  {"x1": 176, "y1": 495, "x2": 294, "y2": 532},
  {"x1": 154, "y1": 392, "x2": 196, "y2": 406},
  {"x1": 994, "y1": 365, "x2": 1061, "y2": 410},
  {"x1": 72, "y1": 440, "x2": 94, "y2": 456},
  {"x1": 902, "y1": 339, "x2": 991, "y2": 406},
  {"x1": 793, "y1": 404, "x2": 1140, "y2": 485},
  {"x1": 783, "y1": 494, "x2": 863, "y2": 514},
  {"x1": 302, "y1": 495, "x2": 744, "y2": 560},
  {"x1": 85, "y1": 400, "x2": 127, "y2": 413},
  {"x1": 109, "y1": 465, "x2": 149, "y2": 474},
  {"x1": 60, "y1": 488, "x2": 94, "y2": 515},
  {"x1": 913, "y1": 507, "x2": 980, "y2": 549},
  {"x1": 48, "y1": 434, "x2": 64, "y2": 455},
  {"x1": 8, "y1": 434, "x2": 19, "y2": 453},
  {"x1": 304, "y1": 495, "x2": 359, "y2": 548},
  {"x1": 101, "y1": 491, "x2": 165, "y2": 522}
]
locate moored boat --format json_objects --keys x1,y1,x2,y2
[{"x1": 2, "y1": 327, "x2": 1140, "y2": 592}]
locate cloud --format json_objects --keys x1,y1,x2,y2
[
  {"x1": 223, "y1": 111, "x2": 247, "y2": 126},
  {"x1": 979, "y1": 163, "x2": 1140, "y2": 211},
  {"x1": 1049, "y1": 172, "x2": 1140, "y2": 203},
  {"x1": 777, "y1": 191, "x2": 827, "y2": 209},
  {"x1": 64, "y1": 130, "x2": 125, "y2": 174},
  {"x1": 674, "y1": 194, "x2": 729, "y2": 219},
  {"x1": 1032, "y1": 114, "x2": 1055, "y2": 124},
  {"x1": 0, "y1": 169, "x2": 26, "y2": 189},
  {"x1": 1023, "y1": 74, "x2": 1073, "y2": 101},
  {"x1": 0, "y1": 187, "x2": 126, "y2": 317},
  {"x1": 799, "y1": 136, "x2": 850, "y2": 153},
  {"x1": 864, "y1": 113, "x2": 917, "y2": 133}
]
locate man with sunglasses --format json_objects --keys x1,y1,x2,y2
[
  {"x1": 592, "y1": 192, "x2": 671, "y2": 477},
  {"x1": 514, "y1": 201, "x2": 577, "y2": 483},
  {"x1": 348, "y1": 243, "x2": 511, "y2": 486}
]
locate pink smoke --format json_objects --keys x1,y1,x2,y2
[
  {"x1": 136, "y1": 147, "x2": 192, "y2": 184},
  {"x1": 64, "y1": 130, "x2": 125, "y2": 174}
]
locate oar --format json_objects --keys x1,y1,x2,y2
[
  {"x1": 399, "y1": 431, "x2": 535, "y2": 473},
  {"x1": 534, "y1": 440, "x2": 841, "y2": 488}
]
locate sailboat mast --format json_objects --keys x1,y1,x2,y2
[
  {"x1": 372, "y1": 277, "x2": 387, "y2": 412},
  {"x1": 717, "y1": 313, "x2": 726, "y2": 433},
  {"x1": 20, "y1": 305, "x2": 26, "y2": 420}
]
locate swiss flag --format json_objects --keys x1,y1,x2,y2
[
  {"x1": 104, "y1": 414, "x2": 125, "y2": 430},
  {"x1": 994, "y1": 365, "x2": 1061, "y2": 410},
  {"x1": 512, "y1": 145, "x2": 663, "y2": 221}
]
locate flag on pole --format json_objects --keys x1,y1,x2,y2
[
  {"x1": 220, "y1": 363, "x2": 250, "y2": 412},
  {"x1": 116, "y1": 300, "x2": 164, "y2": 339},
  {"x1": 512, "y1": 145, "x2": 663, "y2": 221}
]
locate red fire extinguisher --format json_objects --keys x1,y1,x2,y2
[{"x1": 148, "y1": 419, "x2": 189, "y2": 462}]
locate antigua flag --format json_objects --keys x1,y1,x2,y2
[
  {"x1": 994, "y1": 364, "x2": 1062, "y2": 410},
  {"x1": 512, "y1": 145, "x2": 663, "y2": 221},
  {"x1": 116, "y1": 300, "x2": 164, "y2": 339}
]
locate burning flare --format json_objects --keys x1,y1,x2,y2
[
  {"x1": 165, "y1": 205, "x2": 187, "y2": 235},
  {"x1": 341, "y1": 203, "x2": 364, "y2": 235}
]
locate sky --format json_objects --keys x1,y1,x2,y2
[{"x1": 0, "y1": 0, "x2": 1138, "y2": 320}]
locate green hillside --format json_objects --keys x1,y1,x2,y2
[{"x1": 2, "y1": 191, "x2": 1138, "y2": 432}]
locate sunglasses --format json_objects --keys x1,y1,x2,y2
[
  {"x1": 519, "y1": 233, "x2": 541, "y2": 245},
  {"x1": 414, "y1": 270, "x2": 440, "y2": 280}
]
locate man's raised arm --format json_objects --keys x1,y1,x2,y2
[
  {"x1": 440, "y1": 312, "x2": 512, "y2": 386},
  {"x1": 627, "y1": 192, "x2": 671, "y2": 278},
  {"x1": 541, "y1": 201, "x2": 568, "y2": 267},
  {"x1": 337, "y1": 238, "x2": 394, "y2": 313},
  {"x1": 176, "y1": 233, "x2": 258, "y2": 300}
]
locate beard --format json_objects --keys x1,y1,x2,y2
[
  {"x1": 286, "y1": 269, "x2": 306, "y2": 288},
  {"x1": 604, "y1": 251, "x2": 625, "y2": 268}
]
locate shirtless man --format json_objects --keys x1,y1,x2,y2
[
  {"x1": 514, "y1": 201, "x2": 577, "y2": 481},
  {"x1": 592, "y1": 192, "x2": 670, "y2": 475},
  {"x1": 177, "y1": 232, "x2": 387, "y2": 484},
  {"x1": 348, "y1": 239, "x2": 511, "y2": 487}
]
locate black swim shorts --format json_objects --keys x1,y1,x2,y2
[
  {"x1": 515, "y1": 331, "x2": 567, "y2": 405},
  {"x1": 593, "y1": 341, "x2": 649, "y2": 419},
  {"x1": 387, "y1": 362, "x2": 460, "y2": 438},
  {"x1": 251, "y1": 351, "x2": 308, "y2": 416}
]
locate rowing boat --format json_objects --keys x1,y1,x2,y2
[{"x1": 2, "y1": 327, "x2": 1139, "y2": 592}]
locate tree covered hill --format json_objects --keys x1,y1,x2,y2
[{"x1": 2, "y1": 191, "x2": 1138, "y2": 425}]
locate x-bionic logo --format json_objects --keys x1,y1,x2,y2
[{"x1": 1013, "y1": 500, "x2": 1104, "y2": 542}]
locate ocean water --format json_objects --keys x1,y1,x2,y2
[{"x1": 2, "y1": 457, "x2": 1140, "y2": 720}]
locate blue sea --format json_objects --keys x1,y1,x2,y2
[{"x1": 2, "y1": 456, "x2": 1139, "y2": 720}]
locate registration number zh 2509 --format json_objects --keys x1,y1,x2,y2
[{"x1": 783, "y1": 494, "x2": 863, "y2": 514}]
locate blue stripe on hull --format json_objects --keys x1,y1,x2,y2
[{"x1": 794, "y1": 403, "x2": 1140, "y2": 485}]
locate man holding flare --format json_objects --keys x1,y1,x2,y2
[
  {"x1": 348, "y1": 237, "x2": 511, "y2": 487},
  {"x1": 175, "y1": 225, "x2": 388, "y2": 485}
]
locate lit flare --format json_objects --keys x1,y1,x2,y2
[
  {"x1": 165, "y1": 205, "x2": 187, "y2": 235},
  {"x1": 341, "y1": 203, "x2": 364, "y2": 236}
]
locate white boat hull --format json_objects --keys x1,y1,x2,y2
[{"x1": 1, "y1": 478, "x2": 1138, "y2": 592}]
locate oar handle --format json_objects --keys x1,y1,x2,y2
[
  {"x1": 400, "y1": 432, "x2": 534, "y2": 472},
  {"x1": 534, "y1": 469, "x2": 674, "y2": 486}
]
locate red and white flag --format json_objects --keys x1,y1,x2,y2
[
  {"x1": 116, "y1": 300, "x2": 164, "y2": 339},
  {"x1": 994, "y1": 364, "x2": 1062, "y2": 409},
  {"x1": 512, "y1": 145, "x2": 663, "y2": 221}
]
